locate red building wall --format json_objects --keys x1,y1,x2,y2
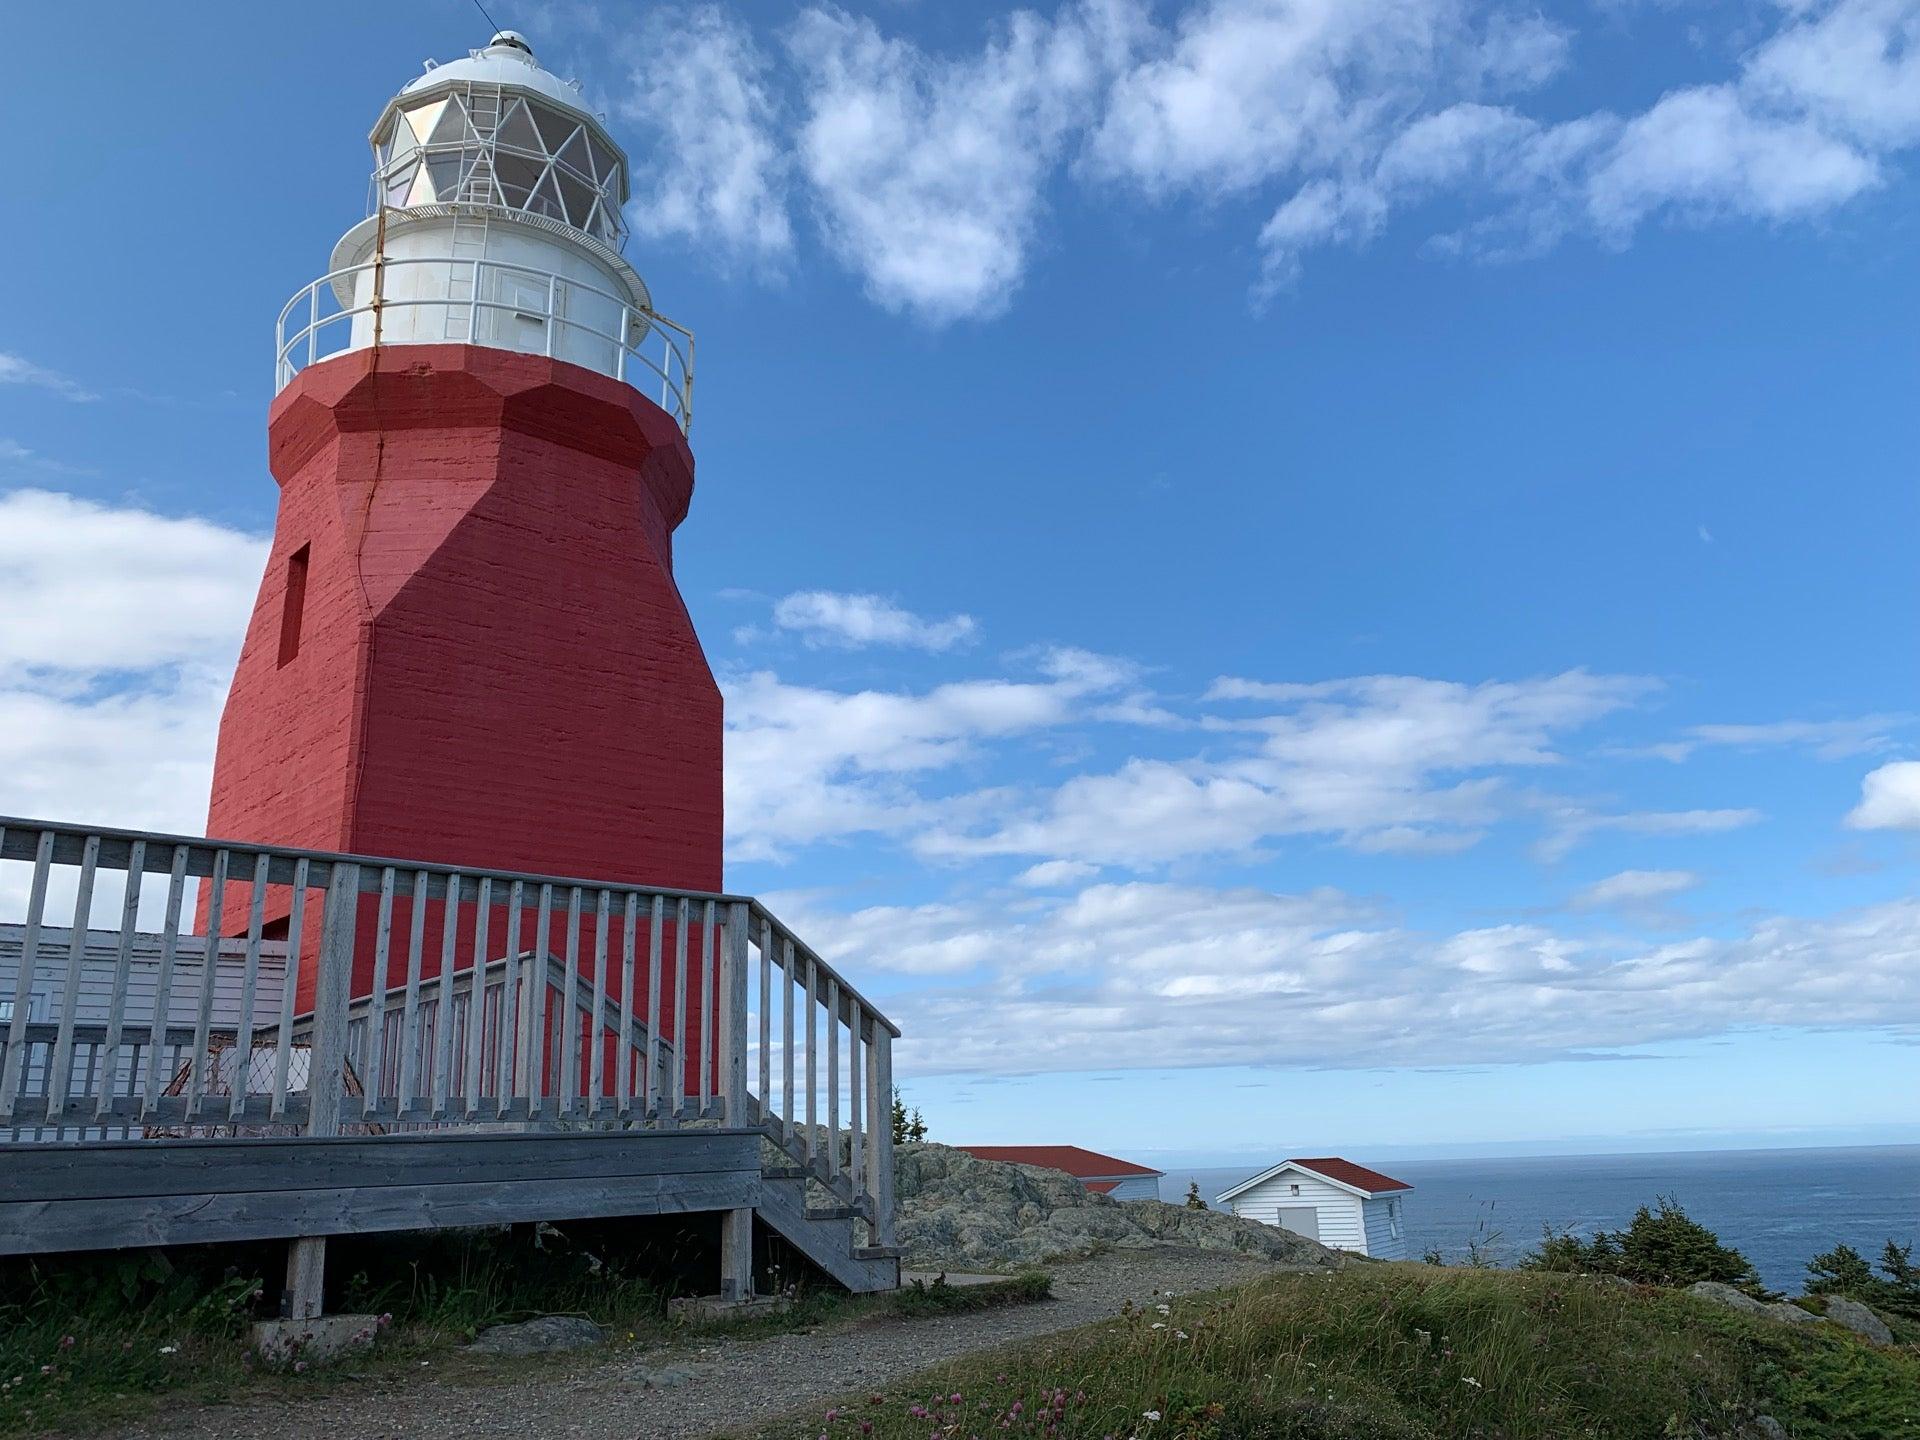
[{"x1": 201, "y1": 345, "x2": 723, "y2": 1018}]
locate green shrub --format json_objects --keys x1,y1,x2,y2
[
  {"x1": 1807, "y1": 1240, "x2": 1920, "y2": 1323},
  {"x1": 1522, "y1": 1197, "x2": 1762, "y2": 1292}
]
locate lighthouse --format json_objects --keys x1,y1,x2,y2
[{"x1": 205, "y1": 34, "x2": 722, "y2": 960}]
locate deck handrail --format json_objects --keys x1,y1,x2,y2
[
  {"x1": 0, "y1": 816, "x2": 897, "y2": 1246},
  {"x1": 272, "y1": 254, "x2": 695, "y2": 433}
]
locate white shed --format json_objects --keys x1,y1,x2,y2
[{"x1": 1215, "y1": 1157, "x2": 1413, "y2": 1259}]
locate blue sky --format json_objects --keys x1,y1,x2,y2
[{"x1": 1, "y1": 0, "x2": 1916, "y2": 1166}]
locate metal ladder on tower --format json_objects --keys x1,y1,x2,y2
[{"x1": 444, "y1": 85, "x2": 503, "y2": 342}]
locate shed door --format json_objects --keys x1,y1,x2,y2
[{"x1": 1275, "y1": 1206, "x2": 1320, "y2": 1241}]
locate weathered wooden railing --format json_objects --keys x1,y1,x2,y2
[{"x1": 0, "y1": 817, "x2": 898, "y2": 1247}]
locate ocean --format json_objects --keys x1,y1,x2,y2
[{"x1": 1155, "y1": 1145, "x2": 1920, "y2": 1293}]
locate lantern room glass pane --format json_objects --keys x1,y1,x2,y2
[
  {"x1": 426, "y1": 154, "x2": 465, "y2": 203},
  {"x1": 428, "y1": 98, "x2": 471, "y2": 146},
  {"x1": 553, "y1": 129, "x2": 591, "y2": 179},
  {"x1": 555, "y1": 168, "x2": 595, "y2": 229},
  {"x1": 495, "y1": 151, "x2": 543, "y2": 208},
  {"x1": 385, "y1": 160, "x2": 418, "y2": 206},
  {"x1": 587, "y1": 134, "x2": 619, "y2": 186},
  {"x1": 528, "y1": 102, "x2": 575, "y2": 154},
  {"x1": 497, "y1": 100, "x2": 542, "y2": 154},
  {"x1": 528, "y1": 168, "x2": 566, "y2": 221},
  {"x1": 404, "y1": 97, "x2": 448, "y2": 145}
]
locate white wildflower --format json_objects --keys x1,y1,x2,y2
[
  {"x1": 1155, "y1": 1303, "x2": 1171, "y2": 1314},
  {"x1": 157, "y1": 1345, "x2": 177, "y2": 1355},
  {"x1": 1463, "y1": 1376, "x2": 1481, "y2": 1388},
  {"x1": 1143, "y1": 1411, "x2": 1161, "y2": 1422}
]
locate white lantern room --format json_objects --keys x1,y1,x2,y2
[{"x1": 276, "y1": 32, "x2": 692, "y2": 429}]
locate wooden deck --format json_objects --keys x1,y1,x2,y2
[{"x1": 0, "y1": 817, "x2": 901, "y2": 1303}]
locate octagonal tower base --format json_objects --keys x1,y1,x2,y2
[{"x1": 202, "y1": 345, "x2": 722, "y2": 998}]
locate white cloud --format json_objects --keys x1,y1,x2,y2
[
  {"x1": 767, "y1": 590, "x2": 978, "y2": 651},
  {"x1": 1014, "y1": 859, "x2": 1102, "y2": 888},
  {"x1": 793, "y1": 879, "x2": 1920, "y2": 1075},
  {"x1": 1570, "y1": 868, "x2": 1702, "y2": 919},
  {"x1": 617, "y1": 6, "x2": 794, "y2": 269},
  {"x1": 1255, "y1": 0, "x2": 1913, "y2": 284},
  {"x1": 1675, "y1": 715, "x2": 1909, "y2": 761},
  {"x1": 723, "y1": 648, "x2": 1133, "y2": 861},
  {"x1": 787, "y1": 0, "x2": 1143, "y2": 322},
  {"x1": 0, "y1": 351, "x2": 96, "y2": 402},
  {"x1": 921, "y1": 671, "x2": 1644, "y2": 867},
  {"x1": 1086, "y1": 0, "x2": 1562, "y2": 198},
  {"x1": 0, "y1": 489, "x2": 265, "y2": 833},
  {"x1": 1846, "y1": 760, "x2": 1920, "y2": 831},
  {"x1": 1534, "y1": 805, "x2": 1763, "y2": 862}
]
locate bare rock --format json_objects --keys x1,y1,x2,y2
[
  {"x1": 893, "y1": 1142, "x2": 1343, "y2": 1271},
  {"x1": 1687, "y1": 1281, "x2": 1769, "y2": 1316},
  {"x1": 468, "y1": 1315, "x2": 607, "y2": 1356},
  {"x1": 1822, "y1": 1295, "x2": 1894, "y2": 1344}
]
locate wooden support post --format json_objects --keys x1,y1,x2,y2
[
  {"x1": 285, "y1": 1237, "x2": 327, "y2": 1320},
  {"x1": 283, "y1": 860, "x2": 358, "y2": 1320},
  {"x1": 719, "y1": 1206, "x2": 754, "y2": 1302}
]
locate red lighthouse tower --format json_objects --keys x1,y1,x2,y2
[{"x1": 207, "y1": 33, "x2": 720, "y2": 964}]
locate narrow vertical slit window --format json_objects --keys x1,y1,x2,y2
[{"x1": 278, "y1": 544, "x2": 310, "y2": 667}]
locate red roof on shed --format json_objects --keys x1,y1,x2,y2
[
  {"x1": 957, "y1": 1145, "x2": 1163, "y2": 1179},
  {"x1": 1291, "y1": 1157, "x2": 1412, "y2": 1194}
]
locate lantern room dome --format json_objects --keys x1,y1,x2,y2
[{"x1": 371, "y1": 32, "x2": 629, "y2": 246}]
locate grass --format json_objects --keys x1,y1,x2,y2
[
  {"x1": 742, "y1": 1264, "x2": 1920, "y2": 1440},
  {"x1": 0, "y1": 1232, "x2": 1053, "y2": 1438}
]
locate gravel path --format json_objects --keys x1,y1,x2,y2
[{"x1": 106, "y1": 1247, "x2": 1287, "y2": 1440}]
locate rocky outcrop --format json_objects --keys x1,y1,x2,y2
[
  {"x1": 893, "y1": 1142, "x2": 1344, "y2": 1270},
  {"x1": 1822, "y1": 1295, "x2": 1895, "y2": 1344},
  {"x1": 1686, "y1": 1282, "x2": 1814, "y2": 1329}
]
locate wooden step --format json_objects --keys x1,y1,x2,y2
[
  {"x1": 854, "y1": 1245, "x2": 904, "y2": 1260},
  {"x1": 761, "y1": 1166, "x2": 809, "y2": 1181},
  {"x1": 805, "y1": 1205, "x2": 856, "y2": 1221}
]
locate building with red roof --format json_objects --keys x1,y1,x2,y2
[
  {"x1": 955, "y1": 1145, "x2": 1165, "y2": 1200},
  {"x1": 1215, "y1": 1157, "x2": 1414, "y2": 1258}
]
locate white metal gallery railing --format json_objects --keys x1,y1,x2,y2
[
  {"x1": 274, "y1": 254, "x2": 695, "y2": 433},
  {"x1": 0, "y1": 817, "x2": 896, "y2": 1242}
]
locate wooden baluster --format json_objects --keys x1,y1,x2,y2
[
  {"x1": 848, "y1": 1009, "x2": 864, "y2": 1201},
  {"x1": 826, "y1": 976, "x2": 840, "y2": 1183},
  {"x1": 645, "y1": 895, "x2": 663, "y2": 1121},
  {"x1": 271, "y1": 858, "x2": 310, "y2": 1122},
  {"x1": 45, "y1": 834, "x2": 100, "y2": 1120},
  {"x1": 560, "y1": 886, "x2": 583, "y2": 1118},
  {"x1": 139, "y1": 845, "x2": 190, "y2": 1118},
  {"x1": 396, "y1": 870, "x2": 429, "y2": 1119},
  {"x1": 669, "y1": 896, "x2": 688, "y2": 1126},
  {"x1": 189, "y1": 848, "x2": 228, "y2": 1118},
  {"x1": 464, "y1": 876, "x2": 492, "y2": 1119},
  {"x1": 781, "y1": 935, "x2": 796, "y2": 1150},
  {"x1": 0, "y1": 830, "x2": 53, "y2": 1122},
  {"x1": 757, "y1": 913, "x2": 772, "y2": 1126},
  {"x1": 617, "y1": 893, "x2": 638, "y2": 1118},
  {"x1": 495, "y1": 881, "x2": 524, "y2": 1118},
  {"x1": 430, "y1": 873, "x2": 462, "y2": 1120},
  {"x1": 804, "y1": 951, "x2": 818, "y2": 1168},
  {"x1": 697, "y1": 898, "x2": 715, "y2": 1117},
  {"x1": 96, "y1": 839, "x2": 146, "y2": 1122},
  {"x1": 358, "y1": 867, "x2": 396, "y2": 1121},
  {"x1": 589, "y1": 889, "x2": 610, "y2": 1118},
  {"x1": 722, "y1": 901, "x2": 749, "y2": 1127},
  {"x1": 870, "y1": 1027, "x2": 896, "y2": 1246},
  {"x1": 227, "y1": 851, "x2": 271, "y2": 1121},
  {"x1": 527, "y1": 883, "x2": 554, "y2": 1119}
]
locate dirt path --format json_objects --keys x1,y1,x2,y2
[{"x1": 108, "y1": 1247, "x2": 1285, "y2": 1440}]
